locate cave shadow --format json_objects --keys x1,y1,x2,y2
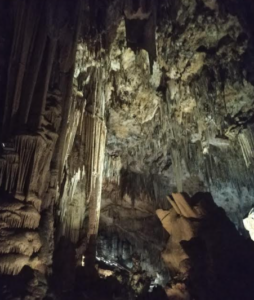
[{"x1": 181, "y1": 192, "x2": 254, "y2": 300}]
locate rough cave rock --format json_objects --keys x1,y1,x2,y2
[{"x1": 0, "y1": 0, "x2": 254, "y2": 299}]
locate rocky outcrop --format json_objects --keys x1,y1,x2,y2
[
  {"x1": 90, "y1": 0, "x2": 254, "y2": 236},
  {"x1": 0, "y1": 0, "x2": 82, "y2": 298},
  {"x1": 157, "y1": 192, "x2": 254, "y2": 300}
]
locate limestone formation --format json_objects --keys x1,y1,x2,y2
[
  {"x1": 157, "y1": 192, "x2": 254, "y2": 300},
  {"x1": 243, "y1": 208, "x2": 254, "y2": 240},
  {"x1": 0, "y1": 0, "x2": 254, "y2": 299}
]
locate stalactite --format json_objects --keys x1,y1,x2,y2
[
  {"x1": 0, "y1": 254, "x2": 30, "y2": 275},
  {"x1": 0, "y1": 231, "x2": 41, "y2": 256},
  {"x1": 0, "y1": 1, "x2": 83, "y2": 296},
  {"x1": 238, "y1": 125, "x2": 254, "y2": 168},
  {"x1": 1, "y1": 0, "x2": 45, "y2": 138},
  {"x1": 17, "y1": 11, "x2": 48, "y2": 126},
  {"x1": 14, "y1": 135, "x2": 37, "y2": 199},
  {"x1": 28, "y1": 133, "x2": 58, "y2": 202},
  {"x1": 58, "y1": 97, "x2": 88, "y2": 243},
  {"x1": 59, "y1": 167, "x2": 86, "y2": 243},
  {"x1": 51, "y1": 0, "x2": 82, "y2": 185},
  {"x1": 0, "y1": 203, "x2": 40, "y2": 230},
  {"x1": 104, "y1": 154, "x2": 122, "y2": 185},
  {"x1": 0, "y1": 132, "x2": 54, "y2": 278},
  {"x1": 0, "y1": 254, "x2": 41, "y2": 276},
  {"x1": 87, "y1": 119, "x2": 107, "y2": 237},
  {"x1": 85, "y1": 113, "x2": 107, "y2": 268},
  {"x1": 171, "y1": 148, "x2": 183, "y2": 192},
  {"x1": 64, "y1": 104, "x2": 82, "y2": 164},
  {"x1": 0, "y1": 153, "x2": 19, "y2": 193},
  {"x1": 29, "y1": 39, "x2": 57, "y2": 130},
  {"x1": 0, "y1": 133, "x2": 57, "y2": 205}
]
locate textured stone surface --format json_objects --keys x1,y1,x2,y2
[
  {"x1": 101, "y1": 0, "x2": 254, "y2": 232},
  {"x1": 0, "y1": 0, "x2": 254, "y2": 299},
  {"x1": 243, "y1": 208, "x2": 254, "y2": 240},
  {"x1": 157, "y1": 193, "x2": 254, "y2": 300}
]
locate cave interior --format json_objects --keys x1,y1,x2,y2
[{"x1": 1, "y1": 0, "x2": 254, "y2": 299}]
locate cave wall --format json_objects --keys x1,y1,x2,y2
[
  {"x1": 0, "y1": 0, "x2": 254, "y2": 299},
  {"x1": 0, "y1": 0, "x2": 119, "y2": 297},
  {"x1": 0, "y1": 0, "x2": 83, "y2": 297},
  {"x1": 154, "y1": 0, "x2": 254, "y2": 226},
  {"x1": 103, "y1": 0, "x2": 254, "y2": 229},
  {"x1": 157, "y1": 192, "x2": 254, "y2": 300}
]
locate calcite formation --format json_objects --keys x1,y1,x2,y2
[
  {"x1": 156, "y1": 193, "x2": 213, "y2": 275},
  {"x1": 0, "y1": 0, "x2": 254, "y2": 299},
  {"x1": 0, "y1": 0, "x2": 83, "y2": 297},
  {"x1": 243, "y1": 208, "x2": 254, "y2": 240},
  {"x1": 157, "y1": 192, "x2": 254, "y2": 300}
]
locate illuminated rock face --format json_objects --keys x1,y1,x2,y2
[
  {"x1": 102, "y1": 0, "x2": 254, "y2": 232},
  {"x1": 157, "y1": 192, "x2": 215, "y2": 287},
  {"x1": 243, "y1": 209, "x2": 254, "y2": 240},
  {"x1": 0, "y1": 0, "x2": 83, "y2": 298},
  {"x1": 157, "y1": 193, "x2": 254, "y2": 300}
]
